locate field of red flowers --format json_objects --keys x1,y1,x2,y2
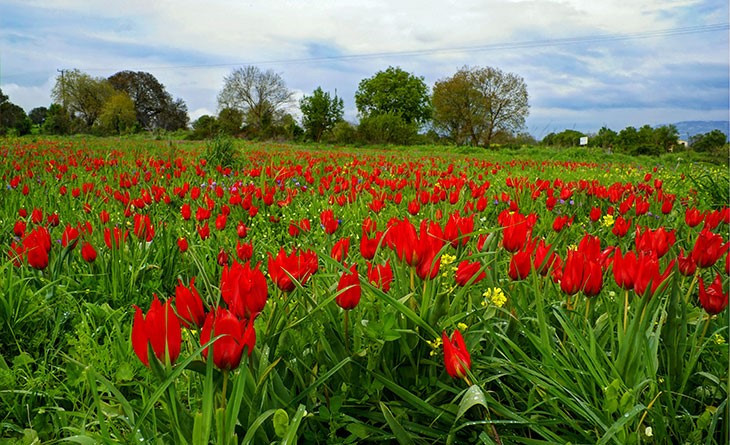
[{"x1": 0, "y1": 137, "x2": 727, "y2": 444}]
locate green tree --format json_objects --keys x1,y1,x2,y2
[
  {"x1": 300, "y1": 87, "x2": 344, "y2": 141},
  {"x1": 355, "y1": 66, "x2": 431, "y2": 126},
  {"x1": 108, "y1": 71, "x2": 189, "y2": 131},
  {"x1": 432, "y1": 66, "x2": 529, "y2": 147},
  {"x1": 217, "y1": 66, "x2": 293, "y2": 137},
  {"x1": 189, "y1": 115, "x2": 220, "y2": 140},
  {"x1": 28, "y1": 107, "x2": 48, "y2": 126},
  {"x1": 541, "y1": 129, "x2": 584, "y2": 147},
  {"x1": 616, "y1": 126, "x2": 639, "y2": 149},
  {"x1": 653, "y1": 124, "x2": 679, "y2": 152},
  {"x1": 98, "y1": 92, "x2": 137, "y2": 135},
  {"x1": 217, "y1": 108, "x2": 244, "y2": 136},
  {"x1": 51, "y1": 69, "x2": 115, "y2": 128},
  {"x1": 690, "y1": 129, "x2": 728, "y2": 152},
  {"x1": 42, "y1": 104, "x2": 71, "y2": 135},
  {"x1": 0, "y1": 89, "x2": 32, "y2": 136},
  {"x1": 357, "y1": 111, "x2": 418, "y2": 145},
  {"x1": 590, "y1": 126, "x2": 617, "y2": 148}
]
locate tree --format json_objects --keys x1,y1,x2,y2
[
  {"x1": 98, "y1": 92, "x2": 137, "y2": 135},
  {"x1": 541, "y1": 129, "x2": 585, "y2": 147},
  {"x1": 589, "y1": 126, "x2": 617, "y2": 148},
  {"x1": 357, "y1": 111, "x2": 418, "y2": 145},
  {"x1": 300, "y1": 87, "x2": 344, "y2": 141},
  {"x1": 51, "y1": 69, "x2": 115, "y2": 128},
  {"x1": 355, "y1": 66, "x2": 431, "y2": 126},
  {"x1": 0, "y1": 89, "x2": 32, "y2": 136},
  {"x1": 28, "y1": 107, "x2": 48, "y2": 126},
  {"x1": 690, "y1": 129, "x2": 728, "y2": 152},
  {"x1": 42, "y1": 104, "x2": 71, "y2": 135},
  {"x1": 217, "y1": 108, "x2": 244, "y2": 136},
  {"x1": 217, "y1": 66, "x2": 293, "y2": 137},
  {"x1": 108, "y1": 71, "x2": 189, "y2": 131},
  {"x1": 653, "y1": 125, "x2": 679, "y2": 152},
  {"x1": 432, "y1": 66, "x2": 529, "y2": 147},
  {"x1": 189, "y1": 115, "x2": 220, "y2": 140}
]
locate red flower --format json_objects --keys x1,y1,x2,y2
[
  {"x1": 200, "y1": 309, "x2": 256, "y2": 370},
  {"x1": 456, "y1": 260, "x2": 486, "y2": 286},
  {"x1": 236, "y1": 221, "x2": 248, "y2": 238},
  {"x1": 367, "y1": 261, "x2": 393, "y2": 292},
  {"x1": 407, "y1": 199, "x2": 420, "y2": 216},
  {"x1": 336, "y1": 264, "x2": 361, "y2": 310},
  {"x1": 197, "y1": 223, "x2": 210, "y2": 240},
  {"x1": 61, "y1": 224, "x2": 80, "y2": 249},
  {"x1": 442, "y1": 330, "x2": 471, "y2": 379},
  {"x1": 589, "y1": 207, "x2": 601, "y2": 222},
  {"x1": 81, "y1": 241, "x2": 97, "y2": 263},
  {"x1": 217, "y1": 248, "x2": 229, "y2": 266},
  {"x1": 104, "y1": 227, "x2": 128, "y2": 249},
  {"x1": 560, "y1": 250, "x2": 584, "y2": 296},
  {"x1": 22, "y1": 226, "x2": 51, "y2": 270},
  {"x1": 698, "y1": 274, "x2": 728, "y2": 315},
  {"x1": 177, "y1": 237, "x2": 189, "y2": 253},
  {"x1": 691, "y1": 228, "x2": 729, "y2": 268},
  {"x1": 635, "y1": 226, "x2": 675, "y2": 258},
  {"x1": 132, "y1": 295, "x2": 182, "y2": 367},
  {"x1": 677, "y1": 249, "x2": 696, "y2": 277},
  {"x1": 684, "y1": 208, "x2": 704, "y2": 227},
  {"x1": 443, "y1": 211, "x2": 474, "y2": 248},
  {"x1": 320, "y1": 209, "x2": 339, "y2": 234},
  {"x1": 360, "y1": 230, "x2": 383, "y2": 260},
  {"x1": 221, "y1": 260, "x2": 268, "y2": 318},
  {"x1": 13, "y1": 220, "x2": 26, "y2": 238},
  {"x1": 175, "y1": 277, "x2": 205, "y2": 328},
  {"x1": 499, "y1": 210, "x2": 531, "y2": 253},
  {"x1": 267, "y1": 248, "x2": 318, "y2": 292},
  {"x1": 331, "y1": 237, "x2": 350, "y2": 263},
  {"x1": 611, "y1": 216, "x2": 631, "y2": 238},
  {"x1": 133, "y1": 214, "x2": 155, "y2": 242},
  {"x1": 552, "y1": 215, "x2": 573, "y2": 233},
  {"x1": 236, "y1": 241, "x2": 253, "y2": 262},
  {"x1": 215, "y1": 213, "x2": 227, "y2": 231},
  {"x1": 612, "y1": 248, "x2": 637, "y2": 290},
  {"x1": 634, "y1": 253, "x2": 675, "y2": 297},
  {"x1": 509, "y1": 248, "x2": 532, "y2": 281},
  {"x1": 533, "y1": 239, "x2": 558, "y2": 276}
]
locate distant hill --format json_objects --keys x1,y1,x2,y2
[{"x1": 670, "y1": 121, "x2": 729, "y2": 141}]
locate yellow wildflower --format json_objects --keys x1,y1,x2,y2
[
  {"x1": 601, "y1": 214, "x2": 615, "y2": 227},
  {"x1": 457, "y1": 322, "x2": 468, "y2": 331},
  {"x1": 441, "y1": 253, "x2": 456, "y2": 266},
  {"x1": 482, "y1": 287, "x2": 507, "y2": 308}
]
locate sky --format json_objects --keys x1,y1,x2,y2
[{"x1": 1, "y1": 0, "x2": 728, "y2": 138}]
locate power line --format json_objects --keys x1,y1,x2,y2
[{"x1": 72, "y1": 22, "x2": 728, "y2": 72}]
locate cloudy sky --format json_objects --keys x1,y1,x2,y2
[{"x1": 1, "y1": 0, "x2": 728, "y2": 137}]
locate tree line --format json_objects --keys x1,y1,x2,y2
[{"x1": 0, "y1": 65, "x2": 726, "y2": 154}]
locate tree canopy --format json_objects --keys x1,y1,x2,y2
[
  {"x1": 432, "y1": 66, "x2": 529, "y2": 147},
  {"x1": 355, "y1": 66, "x2": 431, "y2": 126},
  {"x1": 108, "y1": 71, "x2": 188, "y2": 131},
  {"x1": 0, "y1": 88, "x2": 32, "y2": 136},
  {"x1": 300, "y1": 87, "x2": 344, "y2": 141},
  {"x1": 217, "y1": 66, "x2": 294, "y2": 136},
  {"x1": 51, "y1": 69, "x2": 115, "y2": 128}
]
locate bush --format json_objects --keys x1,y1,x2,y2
[
  {"x1": 325, "y1": 121, "x2": 358, "y2": 144},
  {"x1": 204, "y1": 134, "x2": 235, "y2": 168},
  {"x1": 357, "y1": 112, "x2": 418, "y2": 145}
]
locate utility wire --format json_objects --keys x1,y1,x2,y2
[
  {"x1": 74, "y1": 22, "x2": 730, "y2": 71},
  {"x1": 1, "y1": 22, "x2": 727, "y2": 79}
]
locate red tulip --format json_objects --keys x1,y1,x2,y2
[
  {"x1": 455, "y1": 260, "x2": 486, "y2": 286},
  {"x1": 367, "y1": 261, "x2": 393, "y2": 292},
  {"x1": 533, "y1": 239, "x2": 558, "y2": 276},
  {"x1": 104, "y1": 227, "x2": 128, "y2": 249},
  {"x1": 320, "y1": 209, "x2": 339, "y2": 234},
  {"x1": 132, "y1": 295, "x2": 182, "y2": 367},
  {"x1": 509, "y1": 249, "x2": 532, "y2": 281},
  {"x1": 200, "y1": 309, "x2": 255, "y2": 370},
  {"x1": 61, "y1": 224, "x2": 80, "y2": 249},
  {"x1": 691, "y1": 228, "x2": 729, "y2": 268},
  {"x1": 611, "y1": 216, "x2": 631, "y2": 238},
  {"x1": 336, "y1": 264, "x2": 361, "y2": 310},
  {"x1": 360, "y1": 230, "x2": 383, "y2": 260},
  {"x1": 197, "y1": 223, "x2": 210, "y2": 240},
  {"x1": 175, "y1": 277, "x2": 205, "y2": 328},
  {"x1": 81, "y1": 241, "x2": 97, "y2": 263},
  {"x1": 331, "y1": 237, "x2": 350, "y2": 263},
  {"x1": 236, "y1": 221, "x2": 248, "y2": 238},
  {"x1": 22, "y1": 226, "x2": 51, "y2": 270},
  {"x1": 236, "y1": 241, "x2": 253, "y2": 262},
  {"x1": 612, "y1": 248, "x2": 637, "y2": 290},
  {"x1": 221, "y1": 260, "x2": 268, "y2": 318},
  {"x1": 698, "y1": 274, "x2": 728, "y2": 315},
  {"x1": 635, "y1": 226, "x2": 675, "y2": 258},
  {"x1": 177, "y1": 237, "x2": 189, "y2": 253},
  {"x1": 267, "y1": 248, "x2": 318, "y2": 292},
  {"x1": 589, "y1": 207, "x2": 601, "y2": 222},
  {"x1": 443, "y1": 211, "x2": 474, "y2": 248},
  {"x1": 677, "y1": 249, "x2": 696, "y2": 277},
  {"x1": 215, "y1": 213, "x2": 227, "y2": 231},
  {"x1": 634, "y1": 254, "x2": 675, "y2": 297},
  {"x1": 442, "y1": 330, "x2": 471, "y2": 379}
]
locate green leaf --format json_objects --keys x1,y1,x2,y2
[
  {"x1": 281, "y1": 404, "x2": 307, "y2": 445},
  {"x1": 273, "y1": 409, "x2": 289, "y2": 438},
  {"x1": 380, "y1": 402, "x2": 415, "y2": 445},
  {"x1": 456, "y1": 385, "x2": 488, "y2": 421}
]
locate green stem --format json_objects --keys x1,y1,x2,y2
[
  {"x1": 623, "y1": 290, "x2": 629, "y2": 333},
  {"x1": 683, "y1": 270, "x2": 699, "y2": 306},
  {"x1": 344, "y1": 310, "x2": 350, "y2": 354}
]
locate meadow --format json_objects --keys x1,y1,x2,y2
[{"x1": 0, "y1": 136, "x2": 727, "y2": 444}]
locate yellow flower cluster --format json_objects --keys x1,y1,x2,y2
[
  {"x1": 426, "y1": 336, "x2": 443, "y2": 356},
  {"x1": 713, "y1": 333, "x2": 726, "y2": 345},
  {"x1": 601, "y1": 214, "x2": 615, "y2": 227},
  {"x1": 482, "y1": 287, "x2": 507, "y2": 308},
  {"x1": 457, "y1": 322, "x2": 468, "y2": 331},
  {"x1": 441, "y1": 253, "x2": 456, "y2": 266}
]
